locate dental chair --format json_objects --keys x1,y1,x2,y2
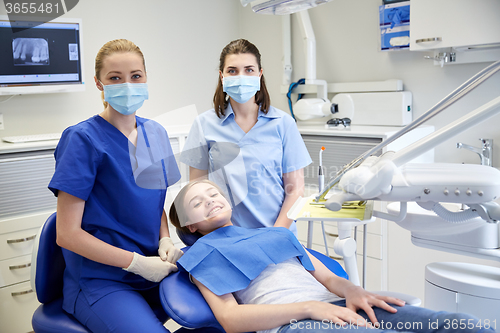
[
  {"x1": 30, "y1": 213, "x2": 168, "y2": 333},
  {"x1": 159, "y1": 228, "x2": 349, "y2": 332}
]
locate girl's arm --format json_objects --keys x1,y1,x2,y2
[
  {"x1": 158, "y1": 209, "x2": 184, "y2": 263},
  {"x1": 189, "y1": 166, "x2": 208, "y2": 181},
  {"x1": 193, "y1": 277, "x2": 366, "y2": 333},
  {"x1": 274, "y1": 168, "x2": 305, "y2": 229},
  {"x1": 56, "y1": 190, "x2": 134, "y2": 268},
  {"x1": 306, "y1": 250, "x2": 405, "y2": 325},
  {"x1": 159, "y1": 210, "x2": 171, "y2": 238}
]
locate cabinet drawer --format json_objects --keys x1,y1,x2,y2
[
  {"x1": 0, "y1": 280, "x2": 39, "y2": 332},
  {"x1": 0, "y1": 254, "x2": 32, "y2": 288},
  {"x1": 0, "y1": 227, "x2": 39, "y2": 262}
]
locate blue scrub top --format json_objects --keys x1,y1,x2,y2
[
  {"x1": 180, "y1": 105, "x2": 312, "y2": 235},
  {"x1": 49, "y1": 115, "x2": 180, "y2": 314}
]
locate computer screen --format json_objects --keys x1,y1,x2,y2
[{"x1": 0, "y1": 16, "x2": 85, "y2": 95}]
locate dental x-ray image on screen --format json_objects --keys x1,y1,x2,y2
[{"x1": 13, "y1": 38, "x2": 50, "y2": 66}]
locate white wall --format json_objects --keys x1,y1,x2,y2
[
  {"x1": 238, "y1": 0, "x2": 500, "y2": 302},
  {"x1": 0, "y1": 0, "x2": 240, "y2": 136}
]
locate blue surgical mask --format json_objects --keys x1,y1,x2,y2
[
  {"x1": 102, "y1": 82, "x2": 149, "y2": 115},
  {"x1": 222, "y1": 75, "x2": 261, "y2": 104}
]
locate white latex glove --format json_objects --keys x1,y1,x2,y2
[
  {"x1": 124, "y1": 252, "x2": 178, "y2": 282},
  {"x1": 158, "y1": 237, "x2": 184, "y2": 263}
]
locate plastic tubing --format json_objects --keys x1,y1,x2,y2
[{"x1": 432, "y1": 203, "x2": 480, "y2": 223}]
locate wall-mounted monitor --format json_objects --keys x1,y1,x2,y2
[{"x1": 0, "y1": 16, "x2": 85, "y2": 95}]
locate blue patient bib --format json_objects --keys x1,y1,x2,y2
[{"x1": 177, "y1": 226, "x2": 314, "y2": 296}]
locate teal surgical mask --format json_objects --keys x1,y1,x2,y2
[
  {"x1": 102, "y1": 82, "x2": 149, "y2": 115},
  {"x1": 222, "y1": 75, "x2": 260, "y2": 104}
]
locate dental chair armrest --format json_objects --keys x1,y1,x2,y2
[
  {"x1": 372, "y1": 290, "x2": 421, "y2": 307},
  {"x1": 159, "y1": 270, "x2": 224, "y2": 331}
]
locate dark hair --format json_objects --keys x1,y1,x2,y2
[
  {"x1": 213, "y1": 39, "x2": 271, "y2": 118},
  {"x1": 168, "y1": 180, "x2": 227, "y2": 236}
]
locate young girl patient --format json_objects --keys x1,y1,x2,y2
[{"x1": 169, "y1": 180, "x2": 494, "y2": 333}]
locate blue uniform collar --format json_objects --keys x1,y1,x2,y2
[{"x1": 220, "y1": 104, "x2": 282, "y2": 125}]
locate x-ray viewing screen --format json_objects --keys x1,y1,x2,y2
[{"x1": 0, "y1": 18, "x2": 84, "y2": 94}]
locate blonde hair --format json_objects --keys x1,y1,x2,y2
[
  {"x1": 94, "y1": 39, "x2": 146, "y2": 109},
  {"x1": 169, "y1": 180, "x2": 227, "y2": 235}
]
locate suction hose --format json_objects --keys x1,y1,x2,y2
[{"x1": 429, "y1": 203, "x2": 480, "y2": 223}]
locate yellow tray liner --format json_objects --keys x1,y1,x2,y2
[{"x1": 296, "y1": 198, "x2": 371, "y2": 220}]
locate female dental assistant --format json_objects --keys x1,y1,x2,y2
[
  {"x1": 48, "y1": 39, "x2": 182, "y2": 333},
  {"x1": 180, "y1": 39, "x2": 312, "y2": 235}
]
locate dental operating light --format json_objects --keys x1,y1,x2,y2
[{"x1": 240, "y1": 0, "x2": 333, "y2": 15}]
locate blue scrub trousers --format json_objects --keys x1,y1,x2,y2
[
  {"x1": 278, "y1": 300, "x2": 496, "y2": 333},
  {"x1": 73, "y1": 285, "x2": 170, "y2": 333}
]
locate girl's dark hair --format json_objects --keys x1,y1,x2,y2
[
  {"x1": 213, "y1": 39, "x2": 271, "y2": 118},
  {"x1": 168, "y1": 180, "x2": 227, "y2": 236}
]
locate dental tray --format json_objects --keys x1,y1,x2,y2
[{"x1": 287, "y1": 196, "x2": 375, "y2": 225}]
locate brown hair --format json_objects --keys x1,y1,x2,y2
[
  {"x1": 168, "y1": 180, "x2": 227, "y2": 235},
  {"x1": 94, "y1": 39, "x2": 146, "y2": 109},
  {"x1": 213, "y1": 39, "x2": 271, "y2": 118}
]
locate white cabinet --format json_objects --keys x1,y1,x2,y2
[
  {"x1": 297, "y1": 124, "x2": 434, "y2": 291},
  {"x1": 410, "y1": 0, "x2": 500, "y2": 51},
  {"x1": 0, "y1": 141, "x2": 58, "y2": 333},
  {"x1": 0, "y1": 211, "x2": 53, "y2": 333}
]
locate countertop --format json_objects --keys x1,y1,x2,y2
[{"x1": 297, "y1": 124, "x2": 433, "y2": 138}]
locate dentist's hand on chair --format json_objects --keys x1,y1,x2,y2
[
  {"x1": 158, "y1": 237, "x2": 184, "y2": 263},
  {"x1": 343, "y1": 285, "x2": 405, "y2": 326},
  {"x1": 124, "y1": 252, "x2": 178, "y2": 282}
]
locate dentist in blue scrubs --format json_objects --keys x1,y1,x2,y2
[
  {"x1": 49, "y1": 39, "x2": 181, "y2": 333},
  {"x1": 181, "y1": 39, "x2": 312, "y2": 236}
]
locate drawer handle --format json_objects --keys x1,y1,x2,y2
[
  {"x1": 7, "y1": 235, "x2": 36, "y2": 244},
  {"x1": 9, "y1": 262, "x2": 31, "y2": 270},
  {"x1": 329, "y1": 255, "x2": 343, "y2": 261},
  {"x1": 416, "y1": 37, "x2": 442, "y2": 44},
  {"x1": 11, "y1": 289, "x2": 33, "y2": 297}
]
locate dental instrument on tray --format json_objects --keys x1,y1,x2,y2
[
  {"x1": 317, "y1": 146, "x2": 330, "y2": 256},
  {"x1": 318, "y1": 146, "x2": 325, "y2": 192},
  {"x1": 313, "y1": 59, "x2": 500, "y2": 262}
]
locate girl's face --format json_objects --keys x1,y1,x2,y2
[
  {"x1": 220, "y1": 52, "x2": 262, "y2": 80},
  {"x1": 184, "y1": 182, "x2": 232, "y2": 235},
  {"x1": 96, "y1": 52, "x2": 146, "y2": 88}
]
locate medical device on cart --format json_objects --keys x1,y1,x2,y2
[
  {"x1": 315, "y1": 59, "x2": 500, "y2": 323},
  {"x1": 315, "y1": 59, "x2": 500, "y2": 262},
  {"x1": 290, "y1": 60, "x2": 500, "y2": 311}
]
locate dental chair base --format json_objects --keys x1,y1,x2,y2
[{"x1": 425, "y1": 262, "x2": 500, "y2": 328}]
